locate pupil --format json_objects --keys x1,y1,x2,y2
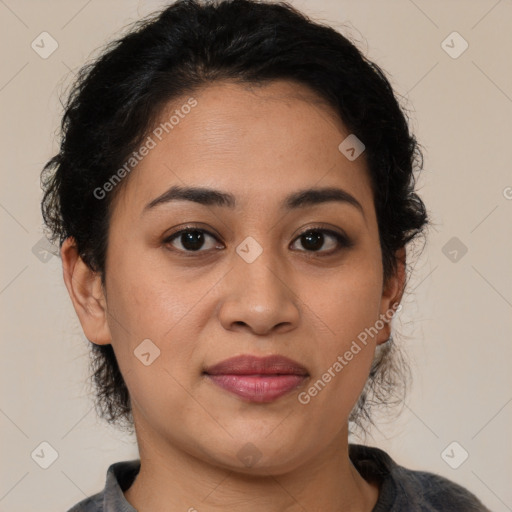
[
  {"x1": 302, "y1": 231, "x2": 323, "y2": 251},
  {"x1": 179, "y1": 230, "x2": 325, "y2": 252},
  {"x1": 182, "y1": 230, "x2": 204, "y2": 251}
]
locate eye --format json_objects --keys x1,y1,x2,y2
[
  {"x1": 290, "y1": 228, "x2": 352, "y2": 255},
  {"x1": 163, "y1": 225, "x2": 353, "y2": 256},
  {"x1": 163, "y1": 227, "x2": 222, "y2": 253}
]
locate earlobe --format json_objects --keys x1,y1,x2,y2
[
  {"x1": 376, "y1": 247, "x2": 406, "y2": 346},
  {"x1": 61, "y1": 237, "x2": 112, "y2": 345}
]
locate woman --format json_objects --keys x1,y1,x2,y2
[{"x1": 40, "y1": 0, "x2": 490, "y2": 510}]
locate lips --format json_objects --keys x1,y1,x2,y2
[
  {"x1": 204, "y1": 354, "x2": 309, "y2": 376},
  {"x1": 203, "y1": 355, "x2": 309, "y2": 403}
]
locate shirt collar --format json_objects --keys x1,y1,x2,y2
[{"x1": 103, "y1": 459, "x2": 140, "y2": 512}]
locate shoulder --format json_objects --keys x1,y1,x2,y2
[
  {"x1": 65, "y1": 492, "x2": 103, "y2": 512},
  {"x1": 349, "y1": 443, "x2": 490, "y2": 511},
  {"x1": 65, "y1": 459, "x2": 140, "y2": 512},
  {"x1": 392, "y1": 465, "x2": 491, "y2": 511}
]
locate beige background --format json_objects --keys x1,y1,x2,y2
[{"x1": 1, "y1": 0, "x2": 511, "y2": 510}]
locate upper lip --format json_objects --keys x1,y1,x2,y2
[{"x1": 204, "y1": 355, "x2": 309, "y2": 376}]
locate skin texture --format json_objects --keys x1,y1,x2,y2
[{"x1": 61, "y1": 80, "x2": 406, "y2": 512}]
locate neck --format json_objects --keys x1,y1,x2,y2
[{"x1": 124, "y1": 416, "x2": 379, "y2": 512}]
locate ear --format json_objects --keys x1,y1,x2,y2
[
  {"x1": 61, "y1": 237, "x2": 112, "y2": 345},
  {"x1": 376, "y1": 246, "x2": 406, "y2": 346}
]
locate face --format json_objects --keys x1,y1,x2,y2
[{"x1": 64, "y1": 79, "x2": 404, "y2": 474}]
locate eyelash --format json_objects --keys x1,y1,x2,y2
[{"x1": 162, "y1": 225, "x2": 353, "y2": 257}]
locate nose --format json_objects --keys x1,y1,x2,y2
[{"x1": 217, "y1": 246, "x2": 300, "y2": 336}]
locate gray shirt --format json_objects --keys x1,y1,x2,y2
[{"x1": 66, "y1": 444, "x2": 490, "y2": 511}]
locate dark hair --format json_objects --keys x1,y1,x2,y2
[{"x1": 41, "y1": 0, "x2": 428, "y2": 436}]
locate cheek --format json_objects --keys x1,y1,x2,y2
[
  {"x1": 295, "y1": 295, "x2": 379, "y2": 432},
  {"x1": 299, "y1": 258, "x2": 383, "y2": 351},
  {"x1": 293, "y1": 260, "x2": 382, "y2": 408},
  {"x1": 103, "y1": 249, "x2": 203, "y2": 400},
  {"x1": 107, "y1": 280, "x2": 202, "y2": 430},
  {"x1": 107, "y1": 278, "x2": 203, "y2": 374},
  {"x1": 106, "y1": 237, "x2": 198, "y2": 338}
]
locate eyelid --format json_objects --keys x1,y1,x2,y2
[
  {"x1": 293, "y1": 223, "x2": 350, "y2": 240},
  {"x1": 291, "y1": 225, "x2": 353, "y2": 252}
]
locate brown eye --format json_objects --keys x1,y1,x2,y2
[
  {"x1": 164, "y1": 228, "x2": 221, "y2": 253},
  {"x1": 291, "y1": 228, "x2": 352, "y2": 254}
]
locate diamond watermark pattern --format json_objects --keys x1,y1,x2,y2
[
  {"x1": 338, "y1": 134, "x2": 365, "y2": 161},
  {"x1": 32, "y1": 236, "x2": 59, "y2": 263},
  {"x1": 134, "y1": 338, "x2": 161, "y2": 366},
  {"x1": 31, "y1": 441, "x2": 59, "y2": 469},
  {"x1": 441, "y1": 31, "x2": 468, "y2": 59},
  {"x1": 236, "y1": 236, "x2": 263, "y2": 263},
  {"x1": 441, "y1": 441, "x2": 469, "y2": 469},
  {"x1": 31, "y1": 32, "x2": 59, "y2": 59},
  {"x1": 237, "y1": 442, "x2": 262, "y2": 468},
  {"x1": 442, "y1": 236, "x2": 468, "y2": 263}
]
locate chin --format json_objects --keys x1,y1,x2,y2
[{"x1": 192, "y1": 434, "x2": 318, "y2": 477}]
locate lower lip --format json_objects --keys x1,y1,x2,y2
[{"x1": 206, "y1": 374, "x2": 307, "y2": 402}]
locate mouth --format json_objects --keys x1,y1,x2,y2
[{"x1": 203, "y1": 354, "x2": 309, "y2": 403}]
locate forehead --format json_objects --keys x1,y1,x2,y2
[{"x1": 113, "y1": 79, "x2": 374, "y2": 218}]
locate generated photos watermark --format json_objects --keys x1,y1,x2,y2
[
  {"x1": 93, "y1": 97, "x2": 198, "y2": 200},
  {"x1": 297, "y1": 302, "x2": 402, "y2": 405}
]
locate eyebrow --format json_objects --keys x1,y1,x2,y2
[{"x1": 142, "y1": 184, "x2": 365, "y2": 220}]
